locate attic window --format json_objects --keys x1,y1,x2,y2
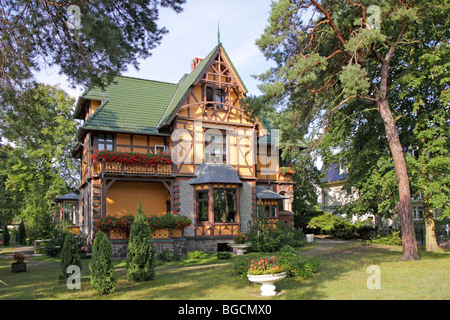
[{"x1": 206, "y1": 86, "x2": 226, "y2": 110}]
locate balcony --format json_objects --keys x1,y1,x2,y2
[
  {"x1": 91, "y1": 150, "x2": 173, "y2": 176},
  {"x1": 98, "y1": 162, "x2": 172, "y2": 176}
]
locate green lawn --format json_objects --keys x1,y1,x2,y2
[{"x1": 0, "y1": 242, "x2": 448, "y2": 300}]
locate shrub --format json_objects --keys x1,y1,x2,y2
[
  {"x1": 216, "y1": 252, "x2": 232, "y2": 259},
  {"x1": 89, "y1": 231, "x2": 117, "y2": 294},
  {"x1": 59, "y1": 233, "x2": 82, "y2": 282},
  {"x1": 307, "y1": 212, "x2": 339, "y2": 234},
  {"x1": 231, "y1": 256, "x2": 251, "y2": 278},
  {"x1": 294, "y1": 210, "x2": 324, "y2": 233},
  {"x1": 18, "y1": 219, "x2": 26, "y2": 245},
  {"x1": 330, "y1": 219, "x2": 376, "y2": 240},
  {"x1": 368, "y1": 231, "x2": 402, "y2": 246},
  {"x1": 126, "y1": 204, "x2": 156, "y2": 282},
  {"x1": 330, "y1": 219, "x2": 359, "y2": 240},
  {"x1": 247, "y1": 222, "x2": 305, "y2": 253},
  {"x1": 278, "y1": 245, "x2": 320, "y2": 279},
  {"x1": 186, "y1": 250, "x2": 208, "y2": 259},
  {"x1": 295, "y1": 256, "x2": 321, "y2": 279},
  {"x1": 157, "y1": 250, "x2": 180, "y2": 262},
  {"x1": 2, "y1": 226, "x2": 10, "y2": 246},
  {"x1": 44, "y1": 226, "x2": 73, "y2": 257}
]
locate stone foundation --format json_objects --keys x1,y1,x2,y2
[
  {"x1": 110, "y1": 237, "x2": 234, "y2": 258},
  {"x1": 185, "y1": 238, "x2": 234, "y2": 253},
  {"x1": 110, "y1": 239, "x2": 188, "y2": 259}
]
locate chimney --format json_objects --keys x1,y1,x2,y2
[{"x1": 191, "y1": 56, "x2": 204, "y2": 71}]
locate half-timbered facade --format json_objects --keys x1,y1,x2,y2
[{"x1": 70, "y1": 43, "x2": 295, "y2": 256}]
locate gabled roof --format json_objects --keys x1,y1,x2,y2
[
  {"x1": 76, "y1": 43, "x2": 248, "y2": 138},
  {"x1": 158, "y1": 43, "x2": 247, "y2": 127},
  {"x1": 321, "y1": 162, "x2": 348, "y2": 183},
  {"x1": 79, "y1": 76, "x2": 178, "y2": 135}
]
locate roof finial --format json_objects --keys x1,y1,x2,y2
[{"x1": 217, "y1": 21, "x2": 221, "y2": 44}]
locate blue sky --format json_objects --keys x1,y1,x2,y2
[{"x1": 36, "y1": 0, "x2": 275, "y2": 99}]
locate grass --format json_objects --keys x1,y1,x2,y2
[{"x1": 0, "y1": 241, "x2": 448, "y2": 300}]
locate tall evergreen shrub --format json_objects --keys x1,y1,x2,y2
[
  {"x1": 89, "y1": 231, "x2": 117, "y2": 294},
  {"x1": 126, "y1": 203, "x2": 155, "y2": 282},
  {"x1": 2, "y1": 226, "x2": 10, "y2": 246},
  {"x1": 18, "y1": 219, "x2": 26, "y2": 245},
  {"x1": 59, "y1": 233, "x2": 82, "y2": 281}
]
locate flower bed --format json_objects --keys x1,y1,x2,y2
[
  {"x1": 93, "y1": 150, "x2": 172, "y2": 167},
  {"x1": 95, "y1": 213, "x2": 192, "y2": 234}
]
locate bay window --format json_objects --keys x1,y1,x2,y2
[{"x1": 195, "y1": 185, "x2": 239, "y2": 225}]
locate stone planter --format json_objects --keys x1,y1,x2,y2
[
  {"x1": 11, "y1": 262, "x2": 27, "y2": 273},
  {"x1": 231, "y1": 243, "x2": 250, "y2": 256},
  {"x1": 247, "y1": 272, "x2": 287, "y2": 296}
]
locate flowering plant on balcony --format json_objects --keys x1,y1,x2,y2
[
  {"x1": 278, "y1": 166, "x2": 296, "y2": 176},
  {"x1": 94, "y1": 215, "x2": 134, "y2": 233},
  {"x1": 95, "y1": 213, "x2": 191, "y2": 234},
  {"x1": 247, "y1": 258, "x2": 286, "y2": 275},
  {"x1": 93, "y1": 150, "x2": 172, "y2": 166}
]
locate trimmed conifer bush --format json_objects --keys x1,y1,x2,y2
[
  {"x1": 59, "y1": 233, "x2": 82, "y2": 281},
  {"x1": 126, "y1": 203, "x2": 155, "y2": 282},
  {"x1": 89, "y1": 231, "x2": 117, "y2": 294},
  {"x1": 18, "y1": 219, "x2": 26, "y2": 245},
  {"x1": 2, "y1": 226, "x2": 10, "y2": 246}
]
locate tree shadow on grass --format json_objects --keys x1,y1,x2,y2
[{"x1": 276, "y1": 242, "x2": 450, "y2": 300}]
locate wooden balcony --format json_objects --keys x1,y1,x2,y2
[
  {"x1": 194, "y1": 223, "x2": 240, "y2": 237},
  {"x1": 96, "y1": 162, "x2": 172, "y2": 176}
]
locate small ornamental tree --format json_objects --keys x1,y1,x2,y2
[
  {"x1": 18, "y1": 219, "x2": 26, "y2": 245},
  {"x1": 59, "y1": 233, "x2": 82, "y2": 282},
  {"x1": 3, "y1": 226, "x2": 10, "y2": 246},
  {"x1": 126, "y1": 203, "x2": 155, "y2": 282},
  {"x1": 89, "y1": 231, "x2": 117, "y2": 294}
]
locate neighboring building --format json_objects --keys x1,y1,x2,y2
[
  {"x1": 317, "y1": 163, "x2": 373, "y2": 223},
  {"x1": 65, "y1": 43, "x2": 295, "y2": 257},
  {"x1": 318, "y1": 163, "x2": 357, "y2": 212},
  {"x1": 317, "y1": 163, "x2": 446, "y2": 229}
]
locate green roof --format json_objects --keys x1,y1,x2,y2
[
  {"x1": 80, "y1": 76, "x2": 178, "y2": 134},
  {"x1": 78, "y1": 43, "x2": 247, "y2": 136}
]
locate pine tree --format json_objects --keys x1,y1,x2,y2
[
  {"x1": 89, "y1": 231, "x2": 117, "y2": 294},
  {"x1": 126, "y1": 203, "x2": 155, "y2": 282},
  {"x1": 59, "y1": 233, "x2": 82, "y2": 282}
]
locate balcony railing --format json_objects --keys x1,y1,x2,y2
[{"x1": 98, "y1": 162, "x2": 172, "y2": 176}]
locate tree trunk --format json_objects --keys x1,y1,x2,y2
[
  {"x1": 424, "y1": 205, "x2": 443, "y2": 252},
  {"x1": 377, "y1": 98, "x2": 419, "y2": 260}
]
